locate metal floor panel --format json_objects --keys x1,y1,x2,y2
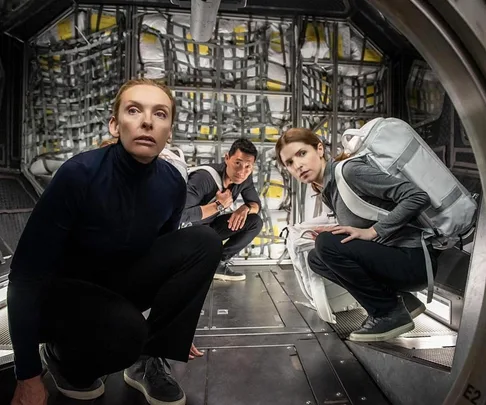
[
  {"x1": 272, "y1": 267, "x2": 334, "y2": 333},
  {"x1": 0, "y1": 176, "x2": 37, "y2": 211},
  {"x1": 361, "y1": 342, "x2": 455, "y2": 370},
  {"x1": 207, "y1": 345, "x2": 326, "y2": 405},
  {"x1": 0, "y1": 307, "x2": 13, "y2": 369},
  {"x1": 0, "y1": 306, "x2": 11, "y2": 348},
  {"x1": 0, "y1": 175, "x2": 37, "y2": 254},
  {"x1": 211, "y1": 272, "x2": 283, "y2": 329},
  {"x1": 196, "y1": 266, "x2": 328, "y2": 335},
  {"x1": 0, "y1": 332, "x2": 390, "y2": 405},
  {"x1": 0, "y1": 212, "x2": 31, "y2": 252}
]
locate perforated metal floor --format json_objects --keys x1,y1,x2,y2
[
  {"x1": 0, "y1": 176, "x2": 37, "y2": 211},
  {"x1": 0, "y1": 175, "x2": 37, "y2": 253},
  {"x1": 369, "y1": 344, "x2": 455, "y2": 370},
  {"x1": 0, "y1": 307, "x2": 9, "y2": 348},
  {"x1": 331, "y1": 306, "x2": 457, "y2": 369}
]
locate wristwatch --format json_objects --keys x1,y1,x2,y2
[{"x1": 215, "y1": 200, "x2": 225, "y2": 213}]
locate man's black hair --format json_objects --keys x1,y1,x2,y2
[{"x1": 228, "y1": 138, "x2": 258, "y2": 160}]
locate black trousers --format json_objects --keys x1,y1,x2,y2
[
  {"x1": 209, "y1": 213, "x2": 263, "y2": 261},
  {"x1": 308, "y1": 232, "x2": 437, "y2": 317},
  {"x1": 38, "y1": 226, "x2": 222, "y2": 386}
]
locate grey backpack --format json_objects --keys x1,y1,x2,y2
[{"x1": 334, "y1": 117, "x2": 477, "y2": 302}]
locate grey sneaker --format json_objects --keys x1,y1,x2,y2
[
  {"x1": 400, "y1": 292, "x2": 426, "y2": 318},
  {"x1": 40, "y1": 344, "x2": 105, "y2": 400},
  {"x1": 213, "y1": 262, "x2": 246, "y2": 281},
  {"x1": 124, "y1": 356, "x2": 186, "y2": 405},
  {"x1": 349, "y1": 298, "x2": 414, "y2": 342}
]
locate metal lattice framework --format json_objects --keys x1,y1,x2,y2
[
  {"x1": 22, "y1": 7, "x2": 390, "y2": 262},
  {"x1": 23, "y1": 9, "x2": 126, "y2": 188}
]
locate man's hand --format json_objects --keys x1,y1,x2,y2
[
  {"x1": 189, "y1": 343, "x2": 204, "y2": 360},
  {"x1": 216, "y1": 190, "x2": 233, "y2": 209},
  {"x1": 11, "y1": 376, "x2": 48, "y2": 405},
  {"x1": 228, "y1": 205, "x2": 250, "y2": 231},
  {"x1": 330, "y1": 225, "x2": 378, "y2": 243}
]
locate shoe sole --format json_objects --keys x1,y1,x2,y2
[
  {"x1": 213, "y1": 274, "x2": 246, "y2": 281},
  {"x1": 409, "y1": 302, "x2": 426, "y2": 319},
  {"x1": 123, "y1": 371, "x2": 186, "y2": 405},
  {"x1": 40, "y1": 346, "x2": 105, "y2": 400},
  {"x1": 348, "y1": 321, "x2": 415, "y2": 342}
]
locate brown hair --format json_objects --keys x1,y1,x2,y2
[
  {"x1": 112, "y1": 78, "x2": 176, "y2": 124},
  {"x1": 275, "y1": 128, "x2": 350, "y2": 166}
]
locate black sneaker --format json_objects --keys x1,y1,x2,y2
[
  {"x1": 124, "y1": 356, "x2": 186, "y2": 405},
  {"x1": 349, "y1": 298, "x2": 414, "y2": 342},
  {"x1": 400, "y1": 292, "x2": 426, "y2": 319},
  {"x1": 40, "y1": 344, "x2": 105, "y2": 400},
  {"x1": 213, "y1": 262, "x2": 246, "y2": 281}
]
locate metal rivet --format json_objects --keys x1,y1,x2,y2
[
  {"x1": 287, "y1": 346, "x2": 292, "y2": 349},
  {"x1": 306, "y1": 401, "x2": 312, "y2": 405},
  {"x1": 203, "y1": 326, "x2": 209, "y2": 330},
  {"x1": 212, "y1": 349, "x2": 217, "y2": 352},
  {"x1": 307, "y1": 334, "x2": 313, "y2": 337},
  {"x1": 324, "y1": 333, "x2": 329, "y2": 336},
  {"x1": 361, "y1": 397, "x2": 367, "y2": 401},
  {"x1": 336, "y1": 392, "x2": 342, "y2": 397},
  {"x1": 340, "y1": 360, "x2": 345, "y2": 364}
]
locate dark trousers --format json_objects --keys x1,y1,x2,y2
[
  {"x1": 308, "y1": 232, "x2": 437, "y2": 317},
  {"x1": 209, "y1": 213, "x2": 263, "y2": 261},
  {"x1": 38, "y1": 226, "x2": 222, "y2": 386}
]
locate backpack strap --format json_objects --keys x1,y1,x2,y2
[
  {"x1": 188, "y1": 166, "x2": 223, "y2": 191},
  {"x1": 188, "y1": 166, "x2": 224, "y2": 203},
  {"x1": 334, "y1": 159, "x2": 390, "y2": 222},
  {"x1": 420, "y1": 232, "x2": 435, "y2": 303},
  {"x1": 334, "y1": 159, "x2": 435, "y2": 303}
]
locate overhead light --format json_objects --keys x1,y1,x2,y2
[
  {"x1": 170, "y1": 0, "x2": 247, "y2": 42},
  {"x1": 191, "y1": 0, "x2": 222, "y2": 42}
]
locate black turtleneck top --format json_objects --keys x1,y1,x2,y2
[{"x1": 7, "y1": 142, "x2": 186, "y2": 380}]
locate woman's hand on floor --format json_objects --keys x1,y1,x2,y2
[
  {"x1": 330, "y1": 226, "x2": 378, "y2": 243},
  {"x1": 11, "y1": 375, "x2": 48, "y2": 405},
  {"x1": 189, "y1": 343, "x2": 204, "y2": 360}
]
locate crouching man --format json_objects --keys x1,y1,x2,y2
[{"x1": 181, "y1": 138, "x2": 263, "y2": 281}]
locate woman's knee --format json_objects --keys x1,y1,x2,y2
[
  {"x1": 180, "y1": 225, "x2": 223, "y2": 259},
  {"x1": 315, "y1": 231, "x2": 344, "y2": 255}
]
